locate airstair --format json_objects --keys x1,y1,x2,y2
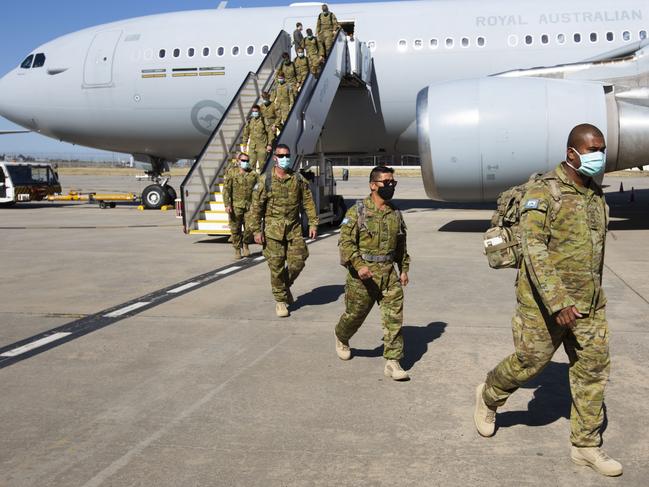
[{"x1": 181, "y1": 29, "x2": 373, "y2": 235}]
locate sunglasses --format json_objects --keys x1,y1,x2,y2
[{"x1": 372, "y1": 179, "x2": 398, "y2": 187}]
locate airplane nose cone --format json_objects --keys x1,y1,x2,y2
[
  {"x1": 0, "y1": 71, "x2": 34, "y2": 129},
  {"x1": 0, "y1": 74, "x2": 9, "y2": 118}
]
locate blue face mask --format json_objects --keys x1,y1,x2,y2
[
  {"x1": 251, "y1": 111, "x2": 260, "y2": 118},
  {"x1": 568, "y1": 147, "x2": 606, "y2": 177},
  {"x1": 277, "y1": 156, "x2": 292, "y2": 170},
  {"x1": 240, "y1": 160, "x2": 250, "y2": 170}
]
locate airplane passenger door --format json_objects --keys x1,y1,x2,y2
[{"x1": 83, "y1": 30, "x2": 122, "y2": 88}]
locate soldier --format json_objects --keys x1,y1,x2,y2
[
  {"x1": 280, "y1": 52, "x2": 299, "y2": 91},
  {"x1": 251, "y1": 144, "x2": 319, "y2": 318},
  {"x1": 260, "y1": 91, "x2": 279, "y2": 136},
  {"x1": 293, "y1": 22, "x2": 305, "y2": 54},
  {"x1": 294, "y1": 47, "x2": 310, "y2": 90},
  {"x1": 223, "y1": 153, "x2": 258, "y2": 260},
  {"x1": 474, "y1": 124, "x2": 622, "y2": 477},
  {"x1": 272, "y1": 71, "x2": 295, "y2": 124},
  {"x1": 240, "y1": 104, "x2": 273, "y2": 173},
  {"x1": 304, "y1": 28, "x2": 324, "y2": 76},
  {"x1": 335, "y1": 166, "x2": 410, "y2": 381},
  {"x1": 316, "y1": 4, "x2": 339, "y2": 56}
]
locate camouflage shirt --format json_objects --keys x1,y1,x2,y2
[
  {"x1": 260, "y1": 102, "x2": 278, "y2": 130},
  {"x1": 304, "y1": 37, "x2": 324, "y2": 58},
  {"x1": 280, "y1": 61, "x2": 298, "y2": 85},
  {"x1": 294, "y1": 56, "x2": 310, "y2": 80},
  {"x1": 272, "y1": 82, "x2": 295, "y2": 107},
  {"x1": 339, "y1": 196, "x2": 410, "y2": 273},
  {"x1": 250, "y1": 167, "x2": 319, "y2": 240},
  {"x1": 241, "y1": 117, "x2": 272, "y2": 147},
  {"x1": 517, "y1": 163, "x2": 608, "y2": 315},
  {"x1": 317, "y1": 12, "x2": 339, "y2": 34},
  {"x1": 222, "y1": 169, "x2": 258, "y2": 210}
]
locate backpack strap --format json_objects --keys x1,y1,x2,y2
[
  {"x1": 538, "y1": 173, "x2": 562, "y2": 221},
  {"x1": 355, "y1": 200, "x2": 366, "y2": 230}
]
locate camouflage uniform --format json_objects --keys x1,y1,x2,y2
[
  {"x1": 251, "y1": 167, "x2": 319, "y2": 303},
  {"x1": 260, "y1": 100, "x2": 279, "y2": 136},
  {"x1": 335, "y1": 196, "x2": 410, "y2": 360},
  {"x1": 483, "y1": 163, "x2": 610, "y2": 447},
  {"x1": 241, "y1": 117, "x2": 273, "y2": 172},
  {"x1": 272, "y1": 82, "x2": 295, "y2": 124},
  {"x1": 280, "y1": 61, "x2": 298, "y2": 91},
  {"x1": 304, "y1": 36, "x2": 324, "y2": 76},
  {"x1": 294, "y1": 55, "x2": 310, "y2": 88},
  {"x1": 222, "y1": 169, "x2": 258, "y2": 250},
  {"x1": 317, "y1": 11, "x2": 339, "y2": 55}
]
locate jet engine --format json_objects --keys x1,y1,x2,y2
[{"x1": 416, "y1": 77, "x2": 649, "y2": 201}]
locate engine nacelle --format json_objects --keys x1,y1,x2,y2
[{"x1": 417, "y1": 77, "x2": 649, "y2": 201}]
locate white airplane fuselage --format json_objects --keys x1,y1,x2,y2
[{"x1": 0, "y1": 0, "x2": 647, "y2": 161}]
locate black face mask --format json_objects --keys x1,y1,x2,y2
[{"x1": 377, "y1": 186, "x2": 395, "y2": 201}]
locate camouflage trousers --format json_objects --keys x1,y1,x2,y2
[
  {"x1": 277, "y1": 103, "x2": 292, "y2": 124},
  {"x1": 483, "y1": 304, "x2": 610, "y2": 447},
  {"x1": 335, "y1": 265, "x2": 404, "y2": 360},
  {"x1": 307, "y1": 55, "x2": 321, "y2": 76},
  {"x1": 248, "y1": 143, "x2": 268, "y2": 173},
  {"x1": 319, "y1": 33, "x2": 334, "y2": 56},
  {"x1": 228, "y1": 207, "x2": 252, "y2": 249},
  {"x1": 262, "y1": 236, "x2": 309, "y2": 302}
]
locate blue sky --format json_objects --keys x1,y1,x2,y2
[{"x1": 0, "y1": 0, "x2": 391, "y2": 156}]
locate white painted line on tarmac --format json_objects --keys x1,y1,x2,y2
[
  {"x1": 217, "y1": 266, "x2": 240, "y2": 275},
  {"x1": 333, "y1": 229, "x2": 341, "y2": 233},
  {"x1": 104, "y1": 302, "x2": 150, "y2": 318},
  {"x1": 319, "y1": 233, "x2": 331, "y2": 238},
  {"x1": 167, "y1": 282, "x2": 200, "y2": 294},
  {"x1": 254, "y1": 256, "x2": 265, "y2": 262},
  {"x1": 1, "y1": 332, "x2": 72, "y2": 357},
  {"x1": 305, "y1": 239, "x2": 315, "y2": 244}
]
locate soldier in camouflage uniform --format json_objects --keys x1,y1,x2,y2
[
  {"x1": 240, "y1": 104, "x2": 273, "y2": 173},
  {"x1": 272, "y1": 72, "x2": 295, "y2": 124},
  {"x1": 251, "y1": 144, "x2": 319, "y2": 318},
  {"x1": 304, "y1": 28, "x2": 324, "y2": 76},
  {"x1": 316, "y1": 4, "x2": 339, "y2": 56},
  {"x1": 294, "y1": 47, "x2": 310, "y2": 90},
  {"x1": 260, "y1": 91, "x2": 279, "y2": 137},
  {"x1": 474, "y1": 124, "x2": 622, "y2": 477},
  {"x1": 280, "y1": 52, "x2": 299, "y2": 91},
  {"x1": 335, "y1": 166, "x2": 411, "y2": 381},
  {"x1": 223, "y1": 153, "x2": 258, "y2": 260}
]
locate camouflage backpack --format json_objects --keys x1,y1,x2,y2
[{"x1": 484, "y1": 172, "x2": 562, "y2": 269}]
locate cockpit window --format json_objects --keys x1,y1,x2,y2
[
  {"x1": 20, "y1": 55, "x2": 34, "y2": 69},
  {"x1": 33, "y1": 53, "x2": 46, "y2": 68}
]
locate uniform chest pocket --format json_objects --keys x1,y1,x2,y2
[{"x1": 587, "y1": 202, "x2": 604, "y2": 231}]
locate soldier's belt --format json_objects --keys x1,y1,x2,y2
[{"x1": 361, "y1": 253, "x2": 394, "y2": 263}]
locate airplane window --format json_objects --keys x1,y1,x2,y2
[
  {"x1": 173, "y1": 48, "x2": 180, "y2": 58},
  {"x1": 573, "y1": 33, "x2": 582, "y2": 43},
  {"x1": 246, "y1": 45, "x2": 254, "y2": 55},
  {"x1": 217, "y1": 46, "x2": 225, "y2": 56},
  {"x1": 398, "y1": 39, "x2": 407, "y2": 51},
  {"x1": 203, "y1": 47, "x2": 210, "y2": 57},
  {"x1": 20, "y1": 54, "x2": 34, "y2": 69},
  {"x1": 525, "y1": 35, "x2": 533, "y2": 45},
  {"x1": 33, "y1": 53, "x2": 46, "y2": 68},
  {"x1": 445, "y1": 38, "x2": 454, "y2": 48},
  {"x1": 641, "y1": 30, "x2": 648, "y2": 40},
  {"x1": 541, "y1": 34, "x2": 549, "y2": 45},
  {"x1": 262, "y1": 45, "x2": 270, "y2": 54},
  {"x1": 623, "y1": 31, "x2": 631, "y2": 41},
  {"x1": 590, "y1": 32, "x2": 598, "y2": 42},
  {"x1": 606, "y1": 32, "x2": 614, "y2": 42},
  {"x1": 557, "y1": 33, "x2": 566, "y2": 44},
  {"x1": 507, "y1": 35, "x2": 518, "y2": 47},
  {"x1": 413, "y1": 39, "x2": 423, "y2": 50},
  {"x1": 477, "y1": 37, "x2": 485, "y2": 47},
  {"x1": 429, "y1": 38, "x2": 439, "y2": 49},
  {"x1": 159, "y1": 49, "x2": 166, "y2": 59},
  {"x1": 461, "y1": 37, "x2": 469, "y2": 48},
  {"x1": 232, "y1": 46, "x2": 240, "y2": 56},
  {"x1": 188, "y1": 48, "x2": 195, "y2": 57}
]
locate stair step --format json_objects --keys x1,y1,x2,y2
[
  {"x1": 210, "y1": 193, "x2": 225, "y2": 203},
  {"x1": 209, "y1": 201, "x2": 226, "y2": 211},
  {"x1": 203, "y1": 211, "x2": 229, "y2": 222},
  {"x1": 196, "y1": 221, "x2": 231, "y2": 232},
  {"x1": 189, "y1": 229, "x2": 231, "y2": 236}
]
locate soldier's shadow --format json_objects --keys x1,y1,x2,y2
[
  {"x1": 497, "y1": 361, "x2": 572, "y2": 428},
  {"x1": 291, "y1": 285, "x2": 345, "y2": 310},
  {"x1": 352, "y1": 322, "x2": 447, "y2": 371}
]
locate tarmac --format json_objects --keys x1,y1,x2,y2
[{"x1": 1, "y1": 171, "x2": 648, "y2": 486}]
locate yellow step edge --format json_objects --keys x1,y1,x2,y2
[{"x1": 189, "y1": 229, "x2": 231, "y2": 235}]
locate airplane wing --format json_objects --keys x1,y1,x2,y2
[{"x1": 0, "y1": 130, "x2": 30, "y2": 135}]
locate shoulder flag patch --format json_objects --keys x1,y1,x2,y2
[
  {"x1": 342, "y1": 217, "x2": 350, "y2": 225},
  {"x1": 524, "y1": 199, "x2": 540, "y2": 210}
]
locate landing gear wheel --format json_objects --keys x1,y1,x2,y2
[
  {"x1": 333, "y1": 195, "x2": 347, "y2": 226},
  {"x1": 142, "y1": 184, "x2": 169, "y2": 210},
  {"x1": 164, "y1": 185, "x2": 177, "y2": 203}
]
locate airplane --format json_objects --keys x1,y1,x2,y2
[{"x1": 0, "y1": 0, "x2": 648, "y2": 208}]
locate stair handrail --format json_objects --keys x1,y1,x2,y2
[{"x1": 181, "y1": 30, "x2": 291, "y2": 232}]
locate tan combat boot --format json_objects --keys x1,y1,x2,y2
[
  {"x1": 242, "y1": 243, "x2": 250, "y2": 257},
  {"x1": 335, "y1": 333, "x2": 351, "y2": 360},
  {"x1": 571, "y1": 447, "x2": 623, "y2": 477},
  {"x1": 384, "y1": 360, "x2": 409, "y2": 381},
  {"x1": 474, "y1": 383, "x2": 497, "y2": 437},
  {"x1": 234, "y1": 248, "x2": 242, "y2": 260},
  {"x1": 275, "y1": 302, "x2": 289, "y2": 318}
]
